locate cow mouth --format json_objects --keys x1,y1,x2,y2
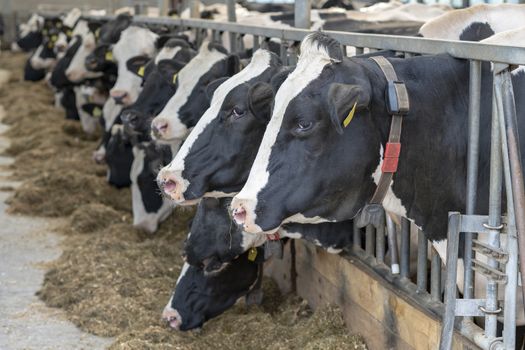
[{"x1": 166, "y1": 316, "x2": 181, "y2": 330}]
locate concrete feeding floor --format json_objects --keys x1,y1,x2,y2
[{"x1": 0, "y1": 103, "x2": 112, "y2": 349}]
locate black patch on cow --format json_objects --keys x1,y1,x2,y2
[
  {"x1": 105, "y1": 126, "x2": 133, "y2": 188},
  {"x1": 137, "y1": 143, "x2": 172, "y2": 212},
  {"x1": 17, "y1": 31, "x2": 43, "y2": 51},
  {"x1": 50, "y1": 35, "x2": 83, "y2": 89},
  {"x1": 23, "y1": 56, "x2": 46, "y2": 81},
  {"x1": 459, "y1": 22, "x2": 495, "y2": 42},
  {"x1": 61, "y1": 88, "x2": 79, "y2": 120}
]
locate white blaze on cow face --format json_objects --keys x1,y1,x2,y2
[
  {"x1": 231, "y1": 35, "x2": 333, "y2": 234},
  {"x1": 103, "y1": 98, "x2": 123, "y2": 132},
  {"x1": 65, "y1": 21, "x2": 102, "y2": 82},
  {"x1": 158, "y1": 49, "x2": 273, "y2": 203},
  {"x1": 110, "y1": 26, "x2": 159, "y2": 106},
  {"x1": 130, "y1": 146, "x2": 173, "y2": 233},
  {"x1": 151, "y1": 41, "x2": 228, "y2": 144},
  {"x1": 154, "y1": 45, "x2": 183, "y2": 64},
  {"x1": 419, "y1": 4, "x2": 525, "y2": 39}
]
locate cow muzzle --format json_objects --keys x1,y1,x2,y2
[
  {"x1": 230, "y1": 197, "x2": 264, "y2": 234},
  {"x1": 151, "y1": 117, "x2": 169, "y2": 140},
  {"x1": 157, "y1": 168, "x2": 188, "y2": 203},
  {"x1": 162, "y1": 306, "x2": 182, "y2": 330},
  {"x1": 110, "y1": 90, "x2": 130, "y2": 105}
]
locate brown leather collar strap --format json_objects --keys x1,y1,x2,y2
[{"x1": 368, "y1": 56, "x2": 409, "y2": 205}]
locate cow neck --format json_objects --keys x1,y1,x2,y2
[{"x1": 354, "y1": 56, "x2": 409, "y2": 229}]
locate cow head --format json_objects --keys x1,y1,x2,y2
[
  {"x1": 64, "y1": 21, "x2": 104, "y2": 83},
  {"x1": 150, "y1": 41, "x2": 242, "y2": 145},
  {"x1": 130, "y1": 142, "x2": 173, "y2": 233},
  {"x1": 53, "y1": 8, "x2": 81, "y2": 54},
  {"x1": 121, "y1": 40, "x2": 195, "y2": 143},
  {"x1": 15, "y1": 14, "x2": 44, "y2": 51},
  {"x1": 231, "y1": 32, "x2": 381, "y2": 234},
  {"x1": 109, "y1": 26, "x2": 159, "y2": 106},
  {"x1": 157, "y1": 49, "x2": 286, "y2": 204},
  {"x1": 162, "y1": 256, "x2": 259, "y2": 331}
]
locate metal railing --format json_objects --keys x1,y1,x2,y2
[{"x1": 70, "y1": 12, "x2": 525, "y2": 350}]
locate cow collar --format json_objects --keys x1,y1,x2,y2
[{"x1": 356, "y1": 56, "x2": 409, "y2": 228}]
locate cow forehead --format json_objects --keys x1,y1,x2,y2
[
  {"x1": 113, "y1": 26, "x2": 158, "y2": 60},
  {"x1": 62, "y1": 8, "x2": 81, "y2": 28},
  {"x1": 157, "y1": 42, "x2": 227, "y2": 117},
  {"x1": 171, "y1": 49, "x2": 273, "y2": 171},
  {"x1": 177, "y1": 262, "x2": 191, "y2": 285},
  {"x1": 236, "y1": 44, "x2": 332, "y2": 202}
]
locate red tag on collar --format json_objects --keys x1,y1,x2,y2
[
  {"x1": 381, "y1": 142, "x2": 401, "y2": 173},
  {"x1": 267, "y1": 232, "x2": 280, "y2": 241}
]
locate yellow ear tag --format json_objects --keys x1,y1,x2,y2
[
  {"x1": 67, "y1": 30, "x2": 73, "y2": 37},
  {"x1": 51, "y1": 35, "x2": 58, "y2": 42},
  {"x1": 95, "y1": 28, "x2": 100, "y2": 38},
  {"x1": 105, "y1": 51, "x2": 113, "y2": 61},
  {"x1": 93, "y1": 107, "x2": 102, "y2": 118},
  {"x1": 343, "y1": 101, "x2": 357, "y2": 128},
  {"x1": 42, "y1": 29, "x2": 48, "y2": 35},
  {"x1": 137, "y1": 66, "x2": 145, "y2": 77},
  {"x1": 172, "y1": 73, "x2": 178, "y2": 84},
  {"x1": 248, "y1": 247, "x2": 257, "y2": 262}
]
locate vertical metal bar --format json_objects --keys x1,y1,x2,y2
[
  {"x1": 236, "y1": 34, "x2": 244, "y2": 52},
  {"x1": 190, "y1": 0, "x2": 200, "y2": 18},
  {"x1": 416, "y1": 229, "x2": 428, "y2": 293},
  {"x1": 226, "y1": 0, "x2": 236, "y2": 52},
  {"x1": 294, "y1": 0, "x2": 311, "y2": 29},
  {"x1": 280, "y1": 40, "x2": 287, "y2": 66},
  {"x1": 463, "y1": 60, "x2": 482, "y2": 304},
  {"x1": 431, "y1": 248, "x2": 442, "y2": 302},
  {"x1": 439, "y1": 213, "x2": 461, "y2": 350},
  {"x1": 353, "y1": 220, "x2": 361, "y2": 251},
  {"x1": 253, "y1": 35, "x2": 259, "y2": 50},
  {"x1": 376, "y1": 222, "x2": 385, "y2": 264},
  {"x1": 365, "y1": 225, "x2": 375, "y2": 257},
  {"x1": 386, "y1": 214, "x2": 400, "y2": 274},
  {"x1": 484, "y1": 76, "x2": 503, "y2": 337},
  {"x1": 495, "y1": 69, "x2": 518, "y2": 350},
  {"x1": 400, "y1": 217, "x2": 411, "y2": 279}
]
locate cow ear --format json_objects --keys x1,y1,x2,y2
[
  {"x1": 205, "y1": 77, "x2": 229, "y2": 102},
  {"x1": 173, "y1": 48, "x2": 196, "y2": 64},
  {"x1": 87, "y1": 21, "x2": 101, "y2": 35},
  {"x1": 249, "y1": 82, "x2": 274, "y2": 122},
  {"x1": 126, "y1": 55, "x2": 151, "y2": 78},
  {"x1": 270, "y1": 66, "x2": 293, "y2": 91},
  {"x1": 327, "y1": 83, "x2": 370, "y2": 135},
  {"x1": 157, "y1": 59, "x2": 186, "y2": 84},
  {"x1": 226, "y1": 54, "x2": 241, "y2": 76}
]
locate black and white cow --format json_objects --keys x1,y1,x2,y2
[
  {"x1": 13, "y1": 14, "x2": 44, "y2": 52},
  {"x1": 150, "y1": 40, "x2": 242, "y2": 149},
  {"x1": 229, "y1": 30, "x2": 525, "y2": 242},
  {"x1": 161, "y1": 253, "x2": 260, "y2": 331}
]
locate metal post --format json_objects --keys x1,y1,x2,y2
[
  {"x1": 400, "y1": 217, "x2": 410, "y2": 279},
  {"x1": 353, "y1": 220, "x2": 361, "y2": 251},
  {"x1": 416, "y1": 229, "x2": 428, "y2": 293},
  {"x1": 294, "y1": 0, "x2": 311, "y2": 29},
  {"x1": 495, "y1": 69, "x2": 518, "y2": 350},
  {"x1": 484, "y1": 79, "x2": 504, "y2": 337},
  {"x1": 253, "y1": 35, "x2": 259, "y2": 50},
  {"x1": 431, "y1": 248, "x2": 442, "y2": 302},
  {"x1": 190, "y1": 0, "x2": 200, "y2": 18},
  {"x1": 226, "y1": 0, "x2": 236, "y2": 52},
  {"x1": 386, "y1": 214, "x2": 400, "y2": 274},
  {"x1": 376, "y1": 222, "x2": 385, "y2": 264},
  {"x1": 463, "y1": 60, "x2": 482, "y2": 304},
  {"x1": 365, "y1": 225, "x2": 375, "y2": 257},
  {"x1": 439, "y1": 213, "x2": 462, "y2": 350}
]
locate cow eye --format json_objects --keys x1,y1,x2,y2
[
  {"x1": 231, "y1": 107, "x2": 245, "y2": 119},
  {"x1": 296, "y1": 120, "x2": 313, "y2": 132}
]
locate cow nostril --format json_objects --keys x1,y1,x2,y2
[
  {"x1": 233, "y1": 207, "x2": 247, "y2": 225},
  {"x1": 163, "y1": 179, "x2": 177, "y2": 194}
]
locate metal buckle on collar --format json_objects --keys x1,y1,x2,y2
[{"x1": 386, "y1": 81, "x2": 409, "y2": 116}]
